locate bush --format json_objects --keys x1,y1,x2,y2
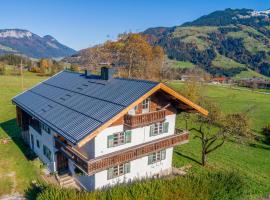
[
  {"x1": 263, "y1": 124, "x2": 270, "y2": 144},
  {"x1": 0, "y1": 63, "x2": 5, "y2": 75},
  {"x1": 36, "y1": 171, "x2": 246, "y2": 200}
]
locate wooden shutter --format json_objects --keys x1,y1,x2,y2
[
  {"x1": 124, "y1": 162, "x2": 131, "y2": 173},
  {"x1": 107, "y1": 167, "x2": 114, "y2": 180},
  {"x1": 149, "y1": 124, "x2": 155, "y2": 136},
  {"x1": 125, "y1": 131, "x2": 132, "y2": 143},
  {"x1": 161, "y1": 150, "x2": 166, "y2": 160},
  {"x1": 107, "y1": 135, "x2": 114, "y2": 148},
  {"x1": 163, "y1": 122, "x2": 169, "y2": 133}
]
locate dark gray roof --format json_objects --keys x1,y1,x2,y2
[{"x1": 12, "y1": 71, "x2": 158, "y2": 144}]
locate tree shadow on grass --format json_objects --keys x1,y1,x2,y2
[
  {"x1": 24, "y1": 182, "x2": 46, "y2": 200},
  {"x1": 175, "y1": 151, "x2": 201, "y2": 165},
  {"x1": 0, "y1": 118, "x2": 37, "y2": 160}
]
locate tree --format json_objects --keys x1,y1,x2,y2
[
  {"x1": 70, "y1": 64, "x2": 80, "y2": 72},
  {"x1": 183, "y1": 100, "x2": 251, "y2": 166},
  {"x1": 0, "y1": 62, "x2": 5, "y2": 75}
]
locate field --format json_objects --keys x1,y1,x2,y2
[
  {"x1": 0, "y1": 71, "x2": 46, "y2": 196},
  {"x1": 169, "y1": 82, "x2": 270, "y2": 199},
  {"x1": 0, "y1": 72, "x2": 269, "y2": 199}
]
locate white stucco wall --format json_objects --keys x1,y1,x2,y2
[
  {"x1": 68, "y1": 147, "x2": 173, "y2": 191},
  {"x1": 29, "y1": 126, "x2": 56, "y2": 172},
  {"x1": 93, "y1": 114, "x2": 176, "y2": 157},
  {"x1": 94, "y1": 147, "x2": 173, "y2": 190}
]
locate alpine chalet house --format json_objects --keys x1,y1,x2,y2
[{"x1": 12, "y1": 67, "x2": 208, "y2": 190}]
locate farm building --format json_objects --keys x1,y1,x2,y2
[{"x1": 12, "y1": 67, "x2": 208, "y2": 190}]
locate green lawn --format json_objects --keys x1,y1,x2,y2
[
  {"x1": 0, "y1": 72, "x2": 46, "y2": 196},
  {"x1": 0, "y1": 72, "x2": 270, "y2": 199},
  {"x1": 169, "y1": 82, "x2": 270, "y2": 199}
]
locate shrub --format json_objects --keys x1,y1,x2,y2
[
  {"x1": 263, "y1": 124, "x2": 270, "y2": 136},
  {"x1": 36, "y1": 170, "x2": 246, "y2": 200},
  {"x1": 0, "y1": 63, "x2": 5, "y2": 75}
]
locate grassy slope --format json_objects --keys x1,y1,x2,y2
[
  {"x1": 169, "y1": 82, "x2": 270, "y2": 199},
  {"x1": 234, "y1": 69, "x2": 270, "y2": 80},
  {"x1": 212, "y1": 52, "x2": 246, "y2": 69},
  {"x1": 0, "y1": 71, "x2": 46, "y2": 196},
  {"x1": 167, "y1": 59, "x2": 195, "y2": 69}
]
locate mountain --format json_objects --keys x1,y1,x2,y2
[
  {"x1": 142, "y1": 8, "x2": 270, "y2": 78},
  {"x1": 0, "y1": 29, "x2": 76, "y2": 59}
]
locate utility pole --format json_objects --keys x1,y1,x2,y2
[{"x1": 20, "y1": 59, "x2": 24, "y2": 91}]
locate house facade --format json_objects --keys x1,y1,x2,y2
[{"x1": 13, "y1": 68, "x2": 207, "y2": 191}]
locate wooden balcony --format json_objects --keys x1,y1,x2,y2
[
  {"x1": 124, "y1": 109, "x2": 166, "y2": 128},
  {"x1": 55, "y1": 129, "x2": 189, "y2": 175},
  {"x1": 55, "y1": 137, "x2": 89, "y2": 173}
]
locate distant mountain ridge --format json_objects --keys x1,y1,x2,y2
[
  {"x1": 0, "y1": 29, "x2": 76, "y2": 59},
  {"x1": 142, "y1": 8, "x2": 270, "y2": 77}
]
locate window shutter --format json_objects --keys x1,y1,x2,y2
[
  {"x1": 148, "y1": 154, "x2": 153, "y2": 165},
  {"x1": 124, "y1": 162, "x2": 131, "y2": 173},
  {"x1": 107, "y1": 167, "x2": 113, "y2": 180},
  {"x1": 149, "y1": 124, "x2": 155, "y2": 136},
  {"x1": 163, "y1": 122, "x2": 169, "y2": 133},
  {"x1": 107, "y1": 135, "x2": 114, "y2": 148},
  {"x1": 161, "y1": 150, "x2": 166, "y2": 160},
  {"x1": 125, "y1": 131, "x2": 131, "y2": 143}
]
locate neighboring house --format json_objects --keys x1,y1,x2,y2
[
  {"x1": 12, "y1": 67, "x2": 208, "y2": 191},
  {"x1": 180, "y1": 75, "x2": 205, "y2": 82},
  {"x1": 236, "y1": 77, "x2": 270, "y2": 89},
  {"x1": 211, "y1": 77, "x2": 230, "y2": 84}
]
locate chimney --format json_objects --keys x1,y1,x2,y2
[
  {"x1": 101, "y1": 67, "x2": 115, "y2": 80},
  {"x1": 84, "y1": 70, "x2": 91, "y2": 77}
]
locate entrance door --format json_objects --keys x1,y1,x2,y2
[{"x1": 56, "y1": 151, "x2": 69, "y2": 174}]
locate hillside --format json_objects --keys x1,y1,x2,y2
[
  {"x1": 0, "y1": 29, "x2": 76, "y2": 59},
  {"x1": 143, "y1": 8, "x2": 270, "y2": 78}
]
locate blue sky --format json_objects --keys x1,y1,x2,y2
[{"x1": 0, "y1": 0, "x2": 269, "y2": 50}]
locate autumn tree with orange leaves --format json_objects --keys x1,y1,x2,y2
[{"x1": 79, "y1": 33, "x2": 164, "y2": 81}]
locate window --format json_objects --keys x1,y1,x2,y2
[
  {"x1": 41, "y1": 123, "x2": 51, "y2": 134},
  {"x1": 150, "y1": 122, "x2": 169, "y2": 136},
  {"x1": 107, "y1": 131, "x2": 131, "y2": 148},
  {"x1": 148, "y1": 150, "x2": 166, "y2": 165},
  {"x1": 43, "y1": 145, "x2": 52, "y2": 161},
  {"x1": 142, "y1": 98, "x2": 150, "y2": 110},
  {"x1": 36, "y1": 140, "x2": 40, "y2": 148},
  {"x1": 29, "y1": 118, "x2": 41, "y2": 134},
  {"x1": 107, "y1": 162, "x2": 130, "y2": 179}
]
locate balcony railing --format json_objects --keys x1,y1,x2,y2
[
  {"x1": 55, "y1": 129, "x2": 189, "y2": 175},
  {"x1": 55, "y1": 137, "x2": 89, "y2": 173},
  {"x1": 124, "y1": 109, "x2": 166, "y2": 128}
]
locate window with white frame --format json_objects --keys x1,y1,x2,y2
[
  {"x1": 43, "y1": 145, "x2": 52, "y2": 161},
  {"x1": 148, "y1": 150, "x2": 166, "y2": 165},
  {"x1": 107, "y1": 131, "x2": 131, "y2": 148},
  {"x1": 107, "y1": 162, "x2": 130, "y2": 180},
  {"x1": 41, "y1": 123, "x2": 51, "y2": 134},
  {"x1": 150, "y1": 122, "x2": 169, "y2": 136},
  {"x1": 142, "y1": 98, "x2": 150, "y2": 110}
]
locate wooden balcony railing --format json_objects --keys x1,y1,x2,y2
[
  {"x1": 55, "y1": 137, "x2": 89, "y2": 173},
  {"x1": 55, "y1": 129, "x2": 189, "y2": 175},
  {"x1": 124, "y1": 110, "x2": 166, "y2": 128}
]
